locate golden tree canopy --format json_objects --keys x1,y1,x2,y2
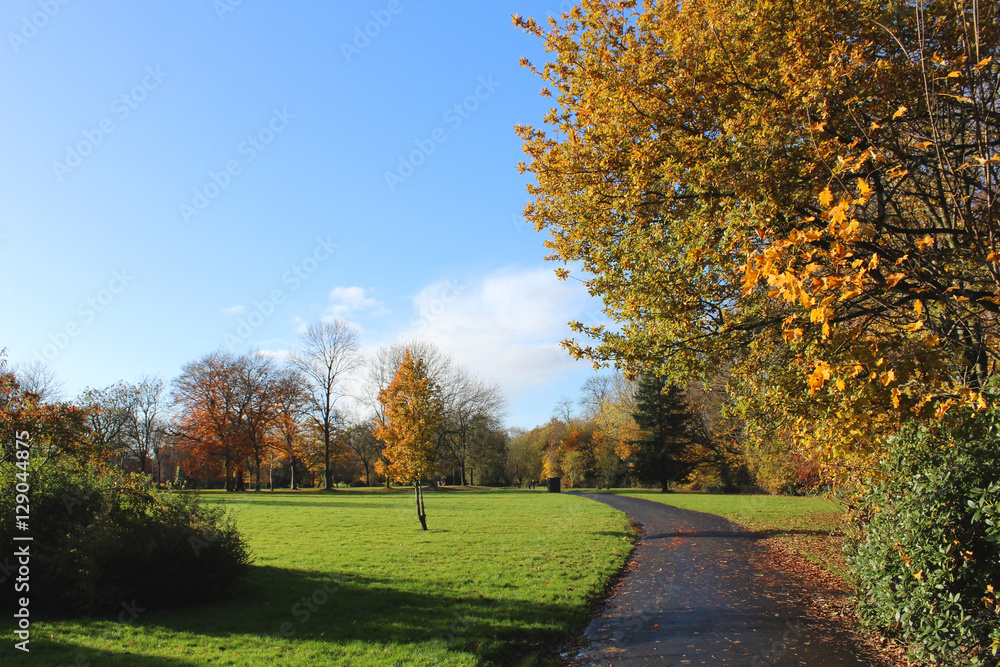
[{"x1": 374, "y1": 350, "x2": 445, "y2": 484}]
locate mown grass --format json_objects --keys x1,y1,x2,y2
[
  {"x1": 599, "y1": 489, "x2": 850, "y2": 580},
  {"x1": 3, "y1": 489, "x2": 634, "y2": 666}
]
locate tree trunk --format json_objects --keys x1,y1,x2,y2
[
  {"x1": 290, "y1": 457, "x2": 296, "y2": 490},
  {"x1": 415, "y1": 483, "x2": 428, "y2": 531},
  {"x1": 324, "y1": 421, "x2": 333, "y2": 490}
]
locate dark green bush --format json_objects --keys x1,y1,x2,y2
[
  {"x1": 849, "y1": 405, "x2": 1000, "y2": 665},
  {"x1": 0, "y1": 455, "x2": 251, "y2": 616}
]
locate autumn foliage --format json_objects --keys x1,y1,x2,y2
[
  {"x1": 375, "y1": 349, "x2": 444, "y2": 530},
  {"x1": 515, "y1": 0, "x2": 1000, "y2": 478}
]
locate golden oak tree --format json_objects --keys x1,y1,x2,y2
[
  {"x1": 516, "y1": 0, "x2": 1000, "y2": 478},
  {"x1": 374, "y1": 350, "x2": 444, "y2": 530}
]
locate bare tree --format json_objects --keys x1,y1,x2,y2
[
  {"x1": 579, "y1": 374, "x2": 613, "y2": 419},
  {"x1": 291, "y1": 319, "x2": 362, "y2": 490},
  {"x1": 121, "y1": 375, "x2": 167, "y2": 479},
  {"x1": 553, "y1": 395, "x2": 575, "y2": 424},
  {"x1": 14, "y1": 360, "x2": 65, "y2": 403},
  {"x1": 343, "y1": 418, "x2": 383, "y2": 486},
  {"x1": 78, "y1": 382, "x2": 136, "y2": 461},
  {"x1": 440, "y1": 366, "x2": 506, "y2": 485}
]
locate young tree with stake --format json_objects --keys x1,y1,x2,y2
[{"x1": 374, "y1": 350, "x2": 444, "y2": 531}]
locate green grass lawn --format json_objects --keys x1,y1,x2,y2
[
  {"x1": 599, "y1": 489, "x2": 850, "y2": 580},
  {"x1": 4, "y1": 489, "x2": 633, "y2": 666}
]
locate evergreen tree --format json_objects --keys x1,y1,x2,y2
[{"x1": 628, "y1": 374, "x2": 706, "y2": 492}]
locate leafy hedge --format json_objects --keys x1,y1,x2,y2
[
  {"x1": 0, "y1": 455, "x2": 251, "y2": 616},
  {"x1": 849, "y1": 405, "x2": 1000, "y2": 665}
]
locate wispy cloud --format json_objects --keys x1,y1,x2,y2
[
  {"x1": 399, "y1": 266, "x2": 605, "y2": 392},
  {"x1": 221, "y1": 304, "x2": 245, "y2": 315},
  {"x1": 327, "y1": 286, "x2": 385, "y2": 318}
]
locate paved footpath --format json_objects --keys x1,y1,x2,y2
[{"x1": 566, "y1": 493, "x2": 877, "y2": 667}]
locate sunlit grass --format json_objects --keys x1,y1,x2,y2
[{"x1": 4, "y1": 489, "x2": 633, "y2": 666}]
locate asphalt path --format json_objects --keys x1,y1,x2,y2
[{"x1": 565, "y1": 493, "x2": 875, "y2": 667}]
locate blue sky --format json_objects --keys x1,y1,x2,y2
[{"x1": 0, "y1": 0, "x2": 606, "y2": 428}]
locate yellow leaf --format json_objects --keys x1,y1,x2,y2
[
  {"x1": 819, "y1": 188, "x2": 833, "y2": 207},
  {"x1": 915, "y1": 140, "x2": 934, "y2": 149},
  {"x1": 904, "y1": 321, "x2": 923, "y2": 332},
  {"x1": 914, "y1": 570, "x2": 923, "y2": 580},
  {"x1": 836, "y1": 378, "x2": 846, "y2": 391},
  {"x1": 988, "y1": 251, "x2": 999, "y2": 263},
  {"x1": 856, "y1": 177, "x2": 872, "y2": 198},
  {"x1": 975, "y1": 57, "x2": 993, "y2": 70},
  {"x1": 915, "y1": 235, "x2": 934, "y2": 250},
  {"x1": 948, "y1": 70, "x2": 962, "y2": 78},
  {"x1": 885, "y1": 273, "x2": 905, "y2": 288},
  {"x1": 807, "y1": 362, "x2": 833, "y2": 394},
  {"x1": 893, "y1": 105, "x2": 907, "y2": 119},
  {"x1": 913, "y1": 300, "x2": 923, "y2": 316}
]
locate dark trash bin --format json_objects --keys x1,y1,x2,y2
[{"x1": 546, "y1": 477, "x2": 561, "y2": 493}]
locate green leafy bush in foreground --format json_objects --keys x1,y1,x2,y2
[
  {"x1": 849, "y1": 404, "x2": 1000, "y2": 665},
  {"x1": 0, "y1": 455, "x2": 251, "y2": 616}
]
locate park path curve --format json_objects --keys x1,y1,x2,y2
[{"x1": 565, "y1": 493, "x2": 878, "y2": 667}]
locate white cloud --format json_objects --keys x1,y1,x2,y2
[
  {"x1": 327, "y1": 286, "x2": 384, "y2": 317},
  {"x1": 221, "y1": 304, "x2": 245, "y2": 315},
  {"x1": 398, "y1": 266, "x2": 606, "y2": 392}
]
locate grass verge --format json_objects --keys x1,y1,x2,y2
[
  {"x1": 3, "y1": 489, "x2": 633, "y2": 666},
  {"x1": 603, "y1": 490, "x2": 849, "y2": 580}
]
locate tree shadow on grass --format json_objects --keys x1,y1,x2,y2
[{"x1": 5, "y1": 565, "x2": 586, "y2": 666}]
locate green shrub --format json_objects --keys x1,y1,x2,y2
[
  {"x1": 0, "y1": 455, "x2": 251, "y2": 616},
  {"x1": 849, "y1": 406, "x2": 1000, "y2": 665}
]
